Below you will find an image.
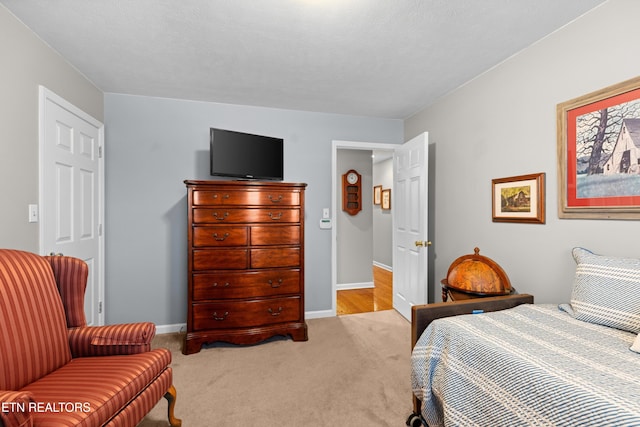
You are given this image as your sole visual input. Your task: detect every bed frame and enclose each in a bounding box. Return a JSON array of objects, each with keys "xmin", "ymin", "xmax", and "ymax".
[{"xmin": 407, "ymin": 294, "xmax": 535, "ymax": 427}]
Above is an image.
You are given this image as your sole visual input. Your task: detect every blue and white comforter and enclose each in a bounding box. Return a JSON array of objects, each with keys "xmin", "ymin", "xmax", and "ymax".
[{"xmin": 411, "ymin": 304, "xmax": 640, "ymax": 426}]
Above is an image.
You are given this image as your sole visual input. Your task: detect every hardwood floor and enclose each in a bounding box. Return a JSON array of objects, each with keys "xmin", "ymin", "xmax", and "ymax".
[{"xmin": 337, "ymin": 265, "xmax": 392, "ymax": 315}]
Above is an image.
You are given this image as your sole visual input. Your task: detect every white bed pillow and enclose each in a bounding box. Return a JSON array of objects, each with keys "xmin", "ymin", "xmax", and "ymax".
[
  {"xmin": 569, "ymin": 247, "xmax": 640, "ymax": 334},
  {"xmin": 632, "ymin": 334, "xmax": 640, "ymax": 354}
]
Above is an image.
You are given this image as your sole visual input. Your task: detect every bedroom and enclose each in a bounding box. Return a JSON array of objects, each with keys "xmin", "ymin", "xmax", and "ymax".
[
  {"xmin": 4, "ymin": 0, "xmax": 638, "ymax": 327},
  {"xmin": 1, "ymin": 0, "xmax": 640, "ymax": 424}
]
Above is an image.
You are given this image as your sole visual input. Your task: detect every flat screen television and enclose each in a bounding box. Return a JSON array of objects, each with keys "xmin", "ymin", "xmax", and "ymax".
[{"xmin": 209, "ymin": 128, "xmax": 283, "ymax": 181}]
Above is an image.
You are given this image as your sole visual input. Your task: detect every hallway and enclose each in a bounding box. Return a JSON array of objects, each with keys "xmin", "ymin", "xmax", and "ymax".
[{"xmin": 337, "ymin": 265, "xmax": 392, "ymax": 315}]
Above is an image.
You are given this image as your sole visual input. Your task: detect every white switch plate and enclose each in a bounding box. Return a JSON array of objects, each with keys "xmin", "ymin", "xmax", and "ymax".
[
  {"xmin": 322, "ymin": 208, "xmax": 330, "ymax": 219},
  {"xmin": 28, "ymin": 204, "xmax": 38, "ymax": 223}
]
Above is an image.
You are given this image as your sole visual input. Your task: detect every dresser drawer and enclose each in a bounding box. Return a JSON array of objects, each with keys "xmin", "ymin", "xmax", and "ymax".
[
  {"xmin": 193, "ymin": 190, "xmax": 300, "ymax": 206},
  {"xmin": 193, "ymin": 226, "xmax": 248, "ymax": 247},
  {"xmin": 251, "ymin": 247, "xmax": 300, "ymax": 268},
  {"xmin": 251, "ymin": 225, "xmax": 300, "ymax": 246},
  {"xmin": 192, "ymin": 208, "xmax": 300, "ymax": 224},
  {"xmin": 193, "ymin": 249, "xmax": 248, "ymax": 270},
  {"xmin": 192, "ymin": 269, "xmax": 301, "ymax": 300},
  {"xmin": 192, "ymin": 296, "xmax": 302, "ymax": 330}
]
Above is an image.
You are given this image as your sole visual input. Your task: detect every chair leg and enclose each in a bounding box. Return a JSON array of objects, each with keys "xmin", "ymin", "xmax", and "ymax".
[{"xmin": 164, "ymin": 385, "xmax": 182, "ymax": 427}]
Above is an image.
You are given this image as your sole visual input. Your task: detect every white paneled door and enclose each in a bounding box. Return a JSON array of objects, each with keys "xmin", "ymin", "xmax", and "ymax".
[
  {"xmin": 39, "ymin": 87, "xmax": 104, "ymax": 326},
  {"xmin": 393, "ymin": 132, "xmax": 429, "ymax": 320}
]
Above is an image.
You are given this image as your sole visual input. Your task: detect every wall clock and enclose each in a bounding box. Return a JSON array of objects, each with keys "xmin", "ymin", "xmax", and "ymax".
[{"xmin": 342, "ymin": 169, "xmax": 362, "ymax": 215}]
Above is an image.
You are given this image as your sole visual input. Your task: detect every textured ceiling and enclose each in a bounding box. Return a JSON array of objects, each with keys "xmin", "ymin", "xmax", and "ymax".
[{"xmin": 2, "ymin": 0, "xmax": 607, "ymax": 119}]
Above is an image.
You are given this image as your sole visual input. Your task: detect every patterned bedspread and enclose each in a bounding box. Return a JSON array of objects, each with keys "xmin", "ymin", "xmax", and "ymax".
[{"xmin": 411, "ymin": 304, "xmax": 640, "ymax": 427}]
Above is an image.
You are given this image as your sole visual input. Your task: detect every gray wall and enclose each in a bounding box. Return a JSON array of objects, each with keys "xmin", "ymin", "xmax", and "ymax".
[
  {"xmin": 336, "ymin": 149, "xmax": 373, "ymax": 286},
  {"xmin": 104, "ymin": 94, "xmax": 402, "ymax": 325},
  {"xmin": 405, "ymin": 0, "xmax": 640, "ymax": 304},
  {"xmin": 373, "ymin": 157, "xmax": 393, "ymax": 268},
  {"xmin": 0, "ymin": 5, "xmax": 103, "ymax": 251}
]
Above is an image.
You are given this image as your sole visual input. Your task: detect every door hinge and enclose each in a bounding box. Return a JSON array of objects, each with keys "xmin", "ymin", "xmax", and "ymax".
[
  {"xmin": 99, "ymin": 301, "xmax": 103, "ymax": 314},
  {"xmin": 99, "ymin": 224, "xmax": 103, "ymax": 236},
  {"xmin": 99, "ymin": 146, "xmax": 103, "ymax": 158}
]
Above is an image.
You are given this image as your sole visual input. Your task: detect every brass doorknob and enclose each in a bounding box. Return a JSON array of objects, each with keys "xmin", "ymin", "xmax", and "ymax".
[{"xmin": 415, "ymin": 241, "xmax": 432, "ymax": 247}]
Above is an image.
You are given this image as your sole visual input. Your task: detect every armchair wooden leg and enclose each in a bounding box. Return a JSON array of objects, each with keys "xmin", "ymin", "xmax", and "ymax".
[{"xmin": 164, "ymin": 385, "xmax": 182, "ymax": 427}]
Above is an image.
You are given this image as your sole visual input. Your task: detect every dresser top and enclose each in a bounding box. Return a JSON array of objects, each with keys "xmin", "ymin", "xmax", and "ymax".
[{"xmin": 185, "ymin": 180, "xmax": 307, "ymax": 188}]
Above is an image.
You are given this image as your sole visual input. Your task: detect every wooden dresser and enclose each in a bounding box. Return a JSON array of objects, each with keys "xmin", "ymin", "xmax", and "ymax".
[{"xmin": 183, "ymin": 180, "xmax": 308, "ymax": 354}]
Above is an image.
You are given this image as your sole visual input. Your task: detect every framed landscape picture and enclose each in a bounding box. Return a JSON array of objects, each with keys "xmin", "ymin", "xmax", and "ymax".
[
  {"xmin": 492, "ymin": 173, "xmax": 545, "ymax": 224},
  {"xmin": 557, "ymin": 76, "xmax": 640, "ymax": 219}
]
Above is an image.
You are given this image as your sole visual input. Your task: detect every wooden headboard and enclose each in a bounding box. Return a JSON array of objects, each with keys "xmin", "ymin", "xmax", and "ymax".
[{"xmin": 411, "ymin": 294, "xmax": 535, "ymax": 348}]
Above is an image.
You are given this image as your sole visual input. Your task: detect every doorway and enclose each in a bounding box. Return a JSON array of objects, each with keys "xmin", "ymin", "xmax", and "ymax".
[
  {"xmin": 336, "ymin": 264, "xmax": 393, "ymax": 315},
  {"xmin": 331, "ymin": 140, "xmax": 397, "ymax": 316}
]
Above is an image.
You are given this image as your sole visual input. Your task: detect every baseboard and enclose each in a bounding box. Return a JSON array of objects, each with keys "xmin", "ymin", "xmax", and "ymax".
[
  {"xmin": 156, "ymin": 323, "xmax": 186, "ymax": 335},
  {"xmin": 373, "ymin": 261, "xmax": 392, "ymax": 271},
  {"xmin": 305, "ymin": 309, "xmax": 334, "ymax": 319},
  {"xmin": 336, "ymin": 281, "xmax": 374, "ymax": 291}
]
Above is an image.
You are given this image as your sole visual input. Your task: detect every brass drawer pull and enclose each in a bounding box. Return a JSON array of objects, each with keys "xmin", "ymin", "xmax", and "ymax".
[
  {"xmin": 212, "ymin": 282, "xmax": 230, "ymax": 287},
  {"xmin": 267, "ymin": 279, "xmax": 283, "ymax": 288},
  {"xmin": 268, "ymin": 194, "xmax": 283, "ymax": 203},
  {"xmin": 213, "ymin": 232, "xmax": 229, "ymax": 241},
  {"xmin": 268, "ymin": 212, "xmax": 283, "ymax": 220},
  {"xmin": 212, "ymin": 212, "xmax": 229, "ymax": 220},
  {"xmin": 213, "ymin": 311, "xmax": 229, "ymax": 321},
  {"xmin": 268, "ymin": 307, "xmax": 283, "ymax": 316}
]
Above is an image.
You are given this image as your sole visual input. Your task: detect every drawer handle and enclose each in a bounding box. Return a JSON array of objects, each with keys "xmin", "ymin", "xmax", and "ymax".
[
  {"xmin": 268, "ymin": 194, "xmax": 283, "ymax": 203},
  {"xmin": 212, "ymin": 194, "xmax": 230, "ymax": 200},
  {"xmin": 212, "ymin": 212, "xmax": 229, "ymax": 220},
  {"xmin": 212, "ymin": 282, "xmax": 230, "ymax": 287},
  {"xmin": 213, "ymin": 232, "xmax": 230, "ymax": 241},
  {"xmin": 268, "ymin": 212, "xmax": 283, "ymax": 220},
  {"xmin": 268, "ymin": 307, "xmax": 283, "ymax": 316},
  {"xmin": 267, "ymin": 279, "xmax": 283, "ymax": 288},
  {"xmin": 213, "ymin": 311, "xmax": 229, "ymax": 321}
]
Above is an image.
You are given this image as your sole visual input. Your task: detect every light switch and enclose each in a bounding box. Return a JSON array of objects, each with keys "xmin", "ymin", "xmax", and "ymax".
[{"xmin": 28, "ymin": 204, "xmax": 39, "ymax": 223}]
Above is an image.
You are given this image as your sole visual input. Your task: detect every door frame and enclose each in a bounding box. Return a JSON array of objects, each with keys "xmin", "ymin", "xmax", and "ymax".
[
  {"xmin": 331, "ymin": 140, "xmax": 399, "ymax": 316},
  {"xmin": 38, "ymin": 86, "xmax": 105, "ymax": 325}
]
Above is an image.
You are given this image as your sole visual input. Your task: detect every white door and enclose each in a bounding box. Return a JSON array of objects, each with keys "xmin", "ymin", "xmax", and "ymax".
[
  {"xmin": 39, "ymin": 87, "xmax": 104, "ymax": 326},
  {"xmin": 392, "ymin": 132, "xmax": 429, "ymax": 320}
]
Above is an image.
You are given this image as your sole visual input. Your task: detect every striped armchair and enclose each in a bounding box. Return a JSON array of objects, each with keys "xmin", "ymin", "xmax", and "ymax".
[{"xmin": 0, "ymin": 249, "xmax": 181, "ymax": 427}]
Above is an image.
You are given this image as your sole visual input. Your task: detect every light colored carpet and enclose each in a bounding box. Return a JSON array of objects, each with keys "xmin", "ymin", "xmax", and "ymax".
[{"xmin": 139, "ymin": 309, "xmax": 413, "ymax": 426}]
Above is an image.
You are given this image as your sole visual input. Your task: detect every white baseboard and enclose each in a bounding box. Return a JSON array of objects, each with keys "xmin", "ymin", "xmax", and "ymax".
[
  {"xmin": 305, "ymin": 309, "xmax": 334, "ymax": 319},
  {"xmin": 336, "ymin": 281, "xmax": 374, "ymax": 291},
  {"xmin": 156, "ymin": 323, "xmax": 186, "ymax": 334},
  {"xmin": 373, "ymin": 261, "xmax": 392, "ymax": 271}
]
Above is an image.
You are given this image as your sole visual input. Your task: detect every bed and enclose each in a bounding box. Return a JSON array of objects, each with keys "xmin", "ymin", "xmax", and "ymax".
[{"xmin": 408, "ymin": 248, "xmax": 640, "ymax": 427}]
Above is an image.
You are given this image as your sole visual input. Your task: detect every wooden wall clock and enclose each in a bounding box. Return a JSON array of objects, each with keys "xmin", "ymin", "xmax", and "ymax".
[{"xmin": 342, "ymin": 169, "xmax": 362, "ymax": 215}]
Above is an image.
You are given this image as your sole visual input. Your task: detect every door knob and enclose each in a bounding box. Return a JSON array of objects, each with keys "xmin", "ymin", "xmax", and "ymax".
[{"xmin": 414, "ymin": 241, "xmax": 432, "ymax": 247}]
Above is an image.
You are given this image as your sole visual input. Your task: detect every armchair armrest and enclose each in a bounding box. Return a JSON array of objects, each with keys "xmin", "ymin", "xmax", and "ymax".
[
  {"xmin": 410, "ymin": 294, "xmax": 534, "ymax": 348},
  {"xmin": 0, "ymin": 391, "xmax": 34, "ymax": 427},
  {"xmin": 68, "ymin": 322, "xmax": 156, "ymax": 357}
]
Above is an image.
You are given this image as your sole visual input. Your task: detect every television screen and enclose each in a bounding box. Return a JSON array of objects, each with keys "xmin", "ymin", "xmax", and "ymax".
[{"xmin": 210, "ymin": 128, "xmax": 283, "ymax": 180}]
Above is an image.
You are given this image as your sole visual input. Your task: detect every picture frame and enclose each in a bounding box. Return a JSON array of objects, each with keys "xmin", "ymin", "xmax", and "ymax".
[
  {"xmin": 492, "ymin": 173, "xmax": 545, "ymax": 224},
  {"xmin": 381, "ymin": 189, "xmax": 391, "ymax": 210},
  {"xmin": 557, "ymin": 76, "xmax": 640, "ymax": 219},
  {"xmin": 373, "ymin": 185, "xmax": 382, "ymax": 205}
]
